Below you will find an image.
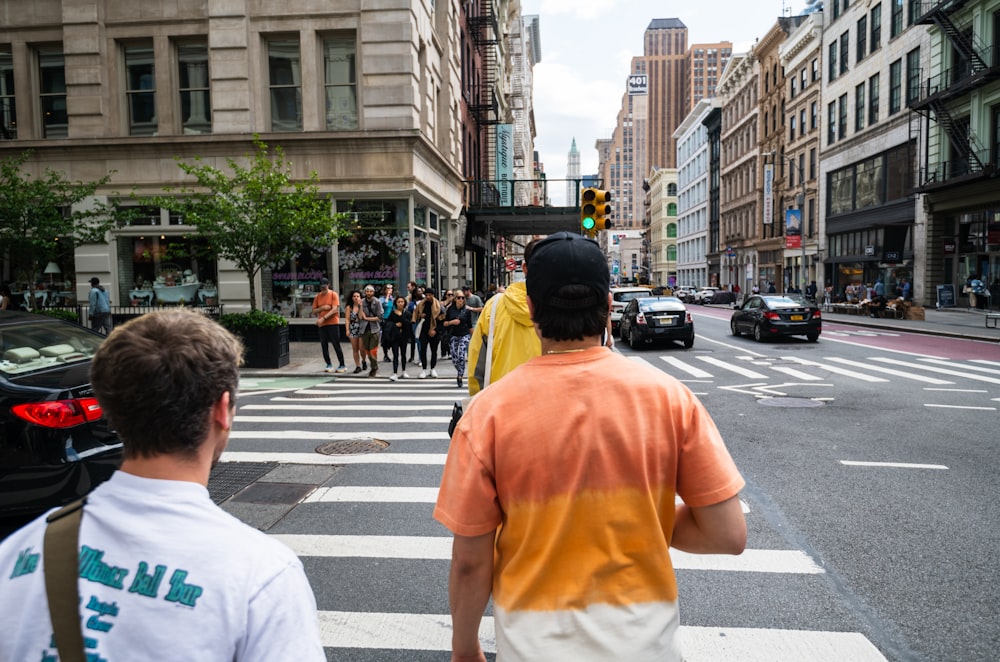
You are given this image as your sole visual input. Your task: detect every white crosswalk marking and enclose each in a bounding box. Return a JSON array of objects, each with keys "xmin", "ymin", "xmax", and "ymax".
[
  {"xmin": 779, "ymin": 356, "xmax": 889, "ymax": 382},
  {"xmin": 824, "ymin": 357, "xmax": 954, "ymax": 384},
  {"xmin": 872, "ymin": 357, "xmax": 1000, "ymax": 384},
  {"xmin": 225, "ymin": 376, "xmax": 890, "ymax": 660},
  {"xmin": 315, "ymin": 612, "xmax": 887, "ymax": 661}
]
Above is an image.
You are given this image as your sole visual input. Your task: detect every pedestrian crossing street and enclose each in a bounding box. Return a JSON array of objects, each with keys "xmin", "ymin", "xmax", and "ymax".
[{"xmin": 223, "ymin": 376, "xmax": 899, "ymax": 660}]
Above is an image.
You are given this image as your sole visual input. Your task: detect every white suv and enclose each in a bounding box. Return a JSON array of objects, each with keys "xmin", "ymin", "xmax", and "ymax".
[{"xmin": 610, "ymin": 287, "xmax": 653, "ymax": 332}]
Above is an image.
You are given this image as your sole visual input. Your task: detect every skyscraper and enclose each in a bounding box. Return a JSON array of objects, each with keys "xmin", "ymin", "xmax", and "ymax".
[{"xmin": 566, "ymin": 137, "xmax": 581, "ymax": 206}]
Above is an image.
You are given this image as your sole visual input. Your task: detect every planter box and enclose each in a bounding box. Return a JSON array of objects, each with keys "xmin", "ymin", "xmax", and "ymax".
[{"xmin": 241, "ymin": 326, "xmax": 290, "ymax": 369}]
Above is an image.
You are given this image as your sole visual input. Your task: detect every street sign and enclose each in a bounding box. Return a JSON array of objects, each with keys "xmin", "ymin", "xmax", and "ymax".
[{"xmin": 505, "ymin": 258, "xmax": 517, "ymax": 271}]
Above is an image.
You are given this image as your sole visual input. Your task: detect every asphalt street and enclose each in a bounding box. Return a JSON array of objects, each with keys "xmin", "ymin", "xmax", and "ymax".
[{"xmin": 216, "ymin": 304, "xmax": 998, "ymax": 661}]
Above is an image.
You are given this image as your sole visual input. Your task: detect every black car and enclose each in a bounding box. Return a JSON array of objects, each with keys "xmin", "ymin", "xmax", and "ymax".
[
  {"xmin": 730, "ymin": 295, "xmax": 822, "ymax": 342},
  {"xmin": 619, "ymin": 296, "xmax": 695, "ymax": 349},
  {"xmin": 0, "ymin": 311, "xmax": 121, "ymax": 517}
]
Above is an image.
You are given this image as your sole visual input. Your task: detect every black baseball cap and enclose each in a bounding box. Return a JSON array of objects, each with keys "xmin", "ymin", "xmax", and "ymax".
[
  {"xmin": 319, "ymin": 277, "xmax": 330, "ymax": 286},
  {"xmin": 526, "ymin": 232, "xmax": 609, "ymax": 309}
]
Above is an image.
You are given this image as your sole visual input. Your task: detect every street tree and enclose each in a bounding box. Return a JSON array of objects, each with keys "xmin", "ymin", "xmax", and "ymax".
[
  {"xmin": 150, "ymin": 138, "xmax": 349, "ymax": 311},
  {"xmin": 0, "ymin": 151, "xmax": 120, "ymax": 310}
]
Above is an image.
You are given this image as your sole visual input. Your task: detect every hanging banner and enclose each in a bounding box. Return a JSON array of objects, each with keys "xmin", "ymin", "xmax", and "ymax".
[
  {"xmin": 496, "ymin": 124, "xmax": 514, "ymax": 206},
  {"xmin": 763, "ymin": 164, "xmax": 774, "ymax": 224},
  {"xmin": 785, "ymin": 209, "xmax": 802, "ymax": 248}
]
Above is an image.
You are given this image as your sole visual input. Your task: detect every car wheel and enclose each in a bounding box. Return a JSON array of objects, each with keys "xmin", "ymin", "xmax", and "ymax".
[
  {"xmin": 806, "ymin": 332, "xmax": 819, "ymax": 342},
  {"xmin": 730, "ymin": 318, "xmax": 741, "ymax": 336},
  {"xmin": 753, "ymin": 323, "xmax": 764, "ymax": 342},
  {"xmin": 683, "ymin": 335, "xmax": 694, "ymax": 349},
  {"xmin": 629, "ymin": 327, "xmax": 641, "ymax": 350}
]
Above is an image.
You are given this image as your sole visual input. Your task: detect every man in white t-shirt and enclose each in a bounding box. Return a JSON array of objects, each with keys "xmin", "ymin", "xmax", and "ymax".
[{"xmin": 0, "ymin": 309, "xmax": 325, "ymax": 661}]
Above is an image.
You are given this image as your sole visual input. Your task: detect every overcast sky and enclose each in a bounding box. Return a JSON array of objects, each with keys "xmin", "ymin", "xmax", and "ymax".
[{"xmin": 522, "ymin": 0, "xmax": 807, "ymax": 203}]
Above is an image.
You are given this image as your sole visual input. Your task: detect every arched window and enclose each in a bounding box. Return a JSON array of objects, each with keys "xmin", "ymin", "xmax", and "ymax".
[
  {"xmin": 667, "ymin": 203, "xmax": 677, "ymax": 216},
  {"xmin": 667, "ymin": 245, "xmax": 677, "ymax": 261},
  {"xmin": 667, "ymin": 223, "xmax": 677, "ymax": 238},
  {"xmin": 667, "ymin": 183, "xmax": 677, "ymax": 196}
]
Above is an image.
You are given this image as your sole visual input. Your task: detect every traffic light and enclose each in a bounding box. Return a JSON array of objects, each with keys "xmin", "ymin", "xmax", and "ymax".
[{"xmin": 581, "ymin": 188, "xmax": 612, "ymax": 237}]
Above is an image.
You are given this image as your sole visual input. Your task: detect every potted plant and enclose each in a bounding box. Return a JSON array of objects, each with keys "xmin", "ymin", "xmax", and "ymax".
[{"xmin": 219, "ymin": 309, "xmax": 289, "ymax": 369}]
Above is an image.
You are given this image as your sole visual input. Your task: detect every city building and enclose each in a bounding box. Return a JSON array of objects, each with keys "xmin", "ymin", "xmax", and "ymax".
[
  {"xmin": 910, "ymin": 0, "xmax": 1000, "ymax": 305},
  {"xmin": 566, "ymin": 137, "xmax": 581, "ymax": 207},
  {"xmin": 674, "ymin": 98, "xmax": 716, "ymax": 288},
  {"xmin": 645, "ymin": 167, "xmax": 678, "ymax": 287}
]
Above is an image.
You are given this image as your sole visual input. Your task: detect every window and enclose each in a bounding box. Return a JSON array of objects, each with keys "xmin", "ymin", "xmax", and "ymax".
[
  {"xmin": 834, "ymin": 0, "xmax": 842, "ymax": 19},
  {"xmin": 811, "ymin": 101, "xmax": 818, "ymax": 129},
  {"xmin": 856, "ymin": 83, "xmax": 866, "ymax": 131},
  {"xmin": 323, "ymin": 36, "xmax": 358, "ymax": 130},
  {"xmin": 268, "ymin": 40, "xmax": 302, "ymax": 132},
  {"xmin": 812, "ymin": 57, "xmax": 819, "ymax": 81},
  {"xmin": 840, "ymin": 32, "xmax": 850, "ymax": 74},
  {"xmin": 908, "ymin": 0, "xmax": 921, "ymax": 26},
  {"xmin": 38, "ymin": 46, "xmax": 67, "ymax": 138},
  {"xmin": 124, "ymin": 42, "xmax": 156, "ymax": 136},
  {"xmin": 177, "ymin": 42, "xmax": 210, "ymax": 134},
  {"xmin": 800, "ymin": 109, "xmax": 807, "ymax": 134},
  {"xmin": 0, "ymin": 48, "xmax": 14, "ymax": 139},
  {"xmin": 801, "ymin": 68, "xmax": 807, "ymax": 91},
  {"xmin": 906, "ymin": 47, "xmax": 921, "ymax": 106},
  {"xmin": 857, "ymin": 16, "xmax": 868, "ymax": 61},
  {"xmin": 889, "ymin": 59, "xmax": 902, "ymax": 114},
  {"xmin": 790, "ymin": 76, "xmax": 797, "ymax": 98},
  {"xmin": 869, "ymin": 73, "xmax": 880, "ymax": 125},
  {"xmin": 790, "ymin": 154, "xmax": 796, "ymax": 187},
  {"xmin": 871, "ymin": 4, "xmax": 882, "ymax": 52},
  {"xmin": 829, "ymin": 41, "xmax": 838, "ymax": 81},
  {"xmin": 790, "ymin": 115, "xmax": 797, "ymax": 141},
  {"xmin": 809, "ymin": 147, "xmax": 817, "ymax": 179},
  {"xmin": 828, "ymin": 101, "xmax": 837, "ymax": 145},
  {"xmin": 838, "ymin": 94, "xmax": 848, "ymax": 140},
  {"xmin": 993, "ymin": 104, "xmax": 1000, "ymax": 169},
  {"xmin": 891, "ymin": 0, "xmax": 904, "ymax": 38}
]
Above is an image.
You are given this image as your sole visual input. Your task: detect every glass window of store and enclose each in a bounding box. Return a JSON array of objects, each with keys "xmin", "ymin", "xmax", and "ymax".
[
  {"xmin": 116, "ymin": 233, "xmax": 217, "ymax": 306},
  {"xmin": 268, "ymin": 40, "xmax": 302, "ymax": 132},
  {"xmin": 262, "ymin": 247, "xmax": 330, "ymax": 318},
  {"xmin": 332, "ymin": 199, "xmax": 411, "ymax": 303},
  {"xmin": 323, "ymin": 36, "xmax": 358, "ymax": 130},
  {"xmin": 124, "ymin": 41, "xmax": 157, "ymax": 136}
]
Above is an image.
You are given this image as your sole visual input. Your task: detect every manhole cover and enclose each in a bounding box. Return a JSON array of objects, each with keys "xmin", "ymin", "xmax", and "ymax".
[
  {"xmin": 758, "ymin": 397, "xmax": 824, "ymax": 408},
  {"xmin": 208, "ymin": 462, "xmax": 279, "ymax": 504},
  {"xmin": 316, "ymin": 438, "xmax": 390, "ymax": 455}
]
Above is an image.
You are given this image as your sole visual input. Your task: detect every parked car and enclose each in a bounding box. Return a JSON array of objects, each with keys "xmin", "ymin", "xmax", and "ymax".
[
  {"xmin": 673, "ymin": 286, "xmax": 698, "ymax": 302},
  {"xmin": 693, "ymin": 286, "xmax": 720, "ymax": 304},
  {"xmin": 730, "ymin": 294, "xmax": 822, "ymax": 342},
  {"xmin": 619, "ymin": 296, "xmax": 695, "ymax": 349},
  {"xmin": 0, "ymin": 311, "xmax": 122, "ymax": 518},
  {"xmin": 610, "ymin": 287, "xmax": 654, "ymax": 332}
]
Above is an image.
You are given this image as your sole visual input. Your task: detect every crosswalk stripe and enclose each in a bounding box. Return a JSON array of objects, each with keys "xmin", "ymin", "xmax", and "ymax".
[
  {"xmin": 272, "ymin": 395, "xmax": 460, "ymax": 402},
  {"xmin": 228, "ymin": 430, "xmax": 448, "ymax": 440},
  {"xmin": 661, "ymin": 355, "xmax": 713, "ymax": 378},
  {"xmin": 241, "ymin": 403, "xmax": 455, "ymax": 411},
  {"xmin": 305, "ymin": 486, "xmax": 439, "ymax": 503},
  {"xmin": 769, "ymin": 366, "xmax": 823, "ymax": 380},
  {"xmin": 273, "ymin": 534, "xmax": 823, "ymax": 573},
  {"xmin": 315, "ymin": 612, "xmax": 886, "ymax": 660},
  {"xmin": 235, "ymin": 415, "xmax": 450, "ymax": 424},
  {"xmin": 872, "ymin": 357, "xmax": 1000, "ymax": 384},
  {"xmin": 920, "ymin": 357, "xmax": 1000, "ymax": 375},
  {"xmin": 780, "ymin": 356, "xmax": 889, "ymax": 382},
  {"xmin": 221, "ymin": 451, "xmax": 448, "ymax": 464},
  {"xmin": 824, "ymin": 357, "xmax": 954, "ymax": 384},
  {"xmin": 697, "ymin": 356, "xmax": 768, "ymax": 378}
]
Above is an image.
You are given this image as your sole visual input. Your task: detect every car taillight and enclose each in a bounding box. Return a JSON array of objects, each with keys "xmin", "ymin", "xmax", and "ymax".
[
  {"xmin": 764, "ymin": 311, "xmax": 781, "ymax": 321},
  {"xmin": 636, "ymin": 312, "xmax": 647, "ymax": 325},
  {"xmin": 11, "ymin": 398, "xmax": 103, "ymax": 429},
  {"xmin": 812, "ymin": 310, "xmax": 822, "ymax": 319}
]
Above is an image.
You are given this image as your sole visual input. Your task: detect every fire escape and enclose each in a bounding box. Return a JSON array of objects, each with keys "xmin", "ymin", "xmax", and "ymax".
[
  {"xmin": 468, "ymin": 0, "xmax": 500, "ymax": 206},
  {"xmin": 911, "ymin": 0, "xmax": 1000, "ymax": 190}
]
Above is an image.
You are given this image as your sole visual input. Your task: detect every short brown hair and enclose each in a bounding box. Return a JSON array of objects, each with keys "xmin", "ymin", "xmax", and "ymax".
[{"xmin": 90, "ymin": 309, "xmax": 242, "ymax": 459}]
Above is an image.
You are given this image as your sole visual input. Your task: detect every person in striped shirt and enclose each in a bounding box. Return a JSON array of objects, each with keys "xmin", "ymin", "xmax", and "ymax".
[{"xmin": 434, "ymin": 232, "xmax": 747, "ymax": 662}]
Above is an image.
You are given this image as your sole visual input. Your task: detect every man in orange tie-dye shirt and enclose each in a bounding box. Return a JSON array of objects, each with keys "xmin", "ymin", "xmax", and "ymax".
[{"xmin": 434, "ymin": 232, "xmax": 747, "ymax": 662}]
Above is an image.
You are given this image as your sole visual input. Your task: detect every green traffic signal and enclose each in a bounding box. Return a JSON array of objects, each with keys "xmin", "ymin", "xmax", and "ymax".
[{"xmin": 582, "ymin": 216, "xmax": 596, "ymax": 230}]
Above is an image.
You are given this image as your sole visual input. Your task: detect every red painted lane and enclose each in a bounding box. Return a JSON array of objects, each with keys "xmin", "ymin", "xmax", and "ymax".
[{"xmin": 690, "ymin": 308, "xmax": 1000, "ymax": 361}]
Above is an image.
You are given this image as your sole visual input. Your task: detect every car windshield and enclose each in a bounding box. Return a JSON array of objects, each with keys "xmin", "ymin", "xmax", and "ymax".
[
  {"xmin": 614, "ymin": 291, "xmax": 648, "ymax": 303},
  {"xmin": 640, "ymin": 298, "xmax": 683, "ymax": 312},
  {"xmin": 0, "ymin": 321, "xmax": 104, "ymax": 376},
  {"xmin": 764, "ymin": 296, "xmax": 808, "ymax": 309}
]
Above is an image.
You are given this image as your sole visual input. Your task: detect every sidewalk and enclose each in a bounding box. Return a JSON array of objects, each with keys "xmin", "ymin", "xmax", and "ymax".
[{"xmin": 242, "ymin": 306, "xmax": 999, "ymax": 377}]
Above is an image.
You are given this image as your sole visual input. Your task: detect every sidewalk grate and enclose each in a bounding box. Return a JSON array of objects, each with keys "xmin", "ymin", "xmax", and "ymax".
[
  {"xmin": 208, "ymin": 462, "xmax": 279, "ymax": 504},
  {"xmin": 316, "ymin": 438, "xmax": 390, "ymax": 455}
]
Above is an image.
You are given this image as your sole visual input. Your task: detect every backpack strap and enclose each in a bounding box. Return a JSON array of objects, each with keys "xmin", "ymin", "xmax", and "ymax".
[
  {"xmin": 44, "ymin": 498, "xmax": 87, "ymax": 662},
  {"xmin": 482, "ymin": 294, "xmax": 502, "ymax": 389}
]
